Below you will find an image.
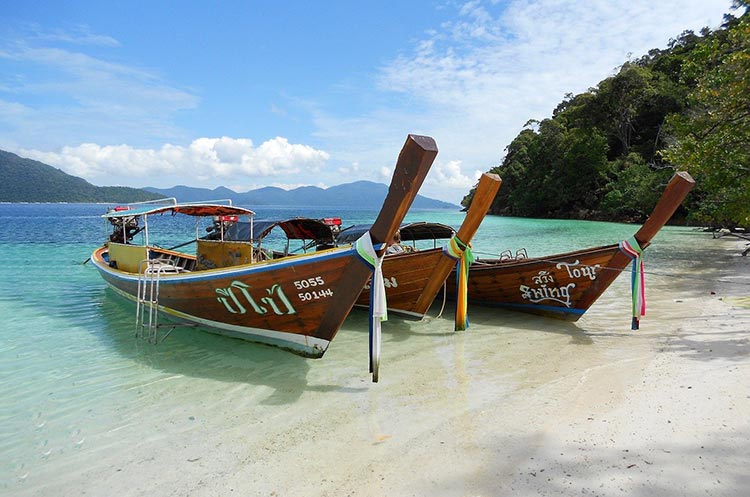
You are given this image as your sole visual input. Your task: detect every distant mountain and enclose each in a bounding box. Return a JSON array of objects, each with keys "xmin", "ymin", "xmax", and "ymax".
[
  {"xmin": 0, "ymin": 148, "xmax": 458, "ymax": 209},
  {"xmin": 0, "ymin": 150, "xmax": 163, "ymax": 203},
  {"xmin": 145, "ymin": 181, "xmax": 458, "ymax": 209}
]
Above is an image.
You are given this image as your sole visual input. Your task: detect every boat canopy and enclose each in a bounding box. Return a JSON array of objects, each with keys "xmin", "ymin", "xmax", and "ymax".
[
  {"xmin": 336, "ymin": 221, "xmax": 455, "ymax": 245},
  {"xmin": 104, "ymin": 202, "xmax": 255, "ymax": 219},
  {"xmin": 225, "ymin": 218, "xmax": 336, "ymax": 243}
]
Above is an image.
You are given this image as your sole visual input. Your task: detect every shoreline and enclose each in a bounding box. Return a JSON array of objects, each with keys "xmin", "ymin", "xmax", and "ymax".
[{"xmin": 7, "ymin": 236, "xmax": 750, "ymax": 497}]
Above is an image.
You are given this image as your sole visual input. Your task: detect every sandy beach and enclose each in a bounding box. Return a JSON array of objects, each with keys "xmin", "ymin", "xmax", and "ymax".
[{"xmin": 7, "ymin": 234, "xmax": 750, "ymax": 497}]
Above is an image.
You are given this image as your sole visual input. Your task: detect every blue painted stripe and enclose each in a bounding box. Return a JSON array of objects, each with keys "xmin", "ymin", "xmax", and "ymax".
[
  {"xmin": 95, "ymin": 247, "xmax": 355, "ymax": 285},
  {"xmin": 473, "ymin": 301, "xmax": 587, "ymax": 316}
]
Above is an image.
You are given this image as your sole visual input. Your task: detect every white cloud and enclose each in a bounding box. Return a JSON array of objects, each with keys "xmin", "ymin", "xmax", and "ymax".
[
  {"xmin": 0, "ymin": 3, "xmax": 736, "ymax": 204},
  {"xmin": 19, "ymin": 137, "xmax": 330, "ymax": 187},
  {"xmin": 31, "ymin": 24, "xmax": 121, "ymax": 47},
  {"xmin": 314, "ymin": 0, "xmax": 733, "ymax": 202},
  {"xmin": 0, "ymin": 26, "xmax": 198, "ymax": 148},
  {"xmin": 428, "ymin": 160, "xmax": 478, "ymax": 189}
]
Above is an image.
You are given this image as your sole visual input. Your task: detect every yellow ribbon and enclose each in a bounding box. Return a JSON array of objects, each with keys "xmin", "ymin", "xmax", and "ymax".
[{"xmin": 443, "ymin": 236, "xmax": 474, "ymax": 331}]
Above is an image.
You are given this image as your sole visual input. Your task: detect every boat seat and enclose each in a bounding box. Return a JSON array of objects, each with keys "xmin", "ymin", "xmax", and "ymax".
[
  {"xmin": 108, "ymin": 243, "xmax": 149, "ymax": 273},
  {"xmin": 195, "ymin": 239, "xmax": 255, "ymax": 270},
  {"xmin": 144, "ymin": 258, "xmax": 184, "ymax": 274}
]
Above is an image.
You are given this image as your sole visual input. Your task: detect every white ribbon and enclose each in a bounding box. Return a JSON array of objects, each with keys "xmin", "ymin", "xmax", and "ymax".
[{"xmin": 355, "ymin": 232, "xmax": 387, "ymax": 382}]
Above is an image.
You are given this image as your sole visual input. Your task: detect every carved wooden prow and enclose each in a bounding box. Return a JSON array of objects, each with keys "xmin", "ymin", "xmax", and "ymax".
[
  {"xmin": 412, "ymin": 172, "xmax": 502, "ymax": 314},
  {"xmin": 634, "ymin": 171, "xmax": 695, "ymax": 248},
  {"xmin": 314, "ymin": 135, "xmax": 438, "ymax": 339}
]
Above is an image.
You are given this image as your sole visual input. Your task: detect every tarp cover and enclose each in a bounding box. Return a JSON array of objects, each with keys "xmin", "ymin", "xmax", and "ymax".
[
  {"xmin": 104, "ymin": 202, "xmax": 255, "ymax": 219},
  {"xmin": 336, "ymin": 221, "xmax": 455, "ymax": 245},
  {"xmin": 225, "ymin": 218, "xmax": 336, "ymax": 243}
]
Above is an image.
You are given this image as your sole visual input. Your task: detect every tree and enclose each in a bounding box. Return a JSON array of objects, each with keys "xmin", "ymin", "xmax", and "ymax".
[
  {"xmin": 663, "ymin": 4, "xmax": 750, "ymax": 227},
  {"xmin": 461, "ymin": 4, "xmax": 745, "ymax": 225}
]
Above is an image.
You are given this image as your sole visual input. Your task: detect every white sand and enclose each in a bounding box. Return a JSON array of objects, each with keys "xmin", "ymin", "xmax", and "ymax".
[{"xmin": 12, "ymin": 237, "xmax": 750, "ymax": 497}]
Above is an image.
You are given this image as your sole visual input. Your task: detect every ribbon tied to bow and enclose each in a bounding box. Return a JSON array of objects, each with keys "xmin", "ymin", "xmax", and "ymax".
[
  {"xmin": 618, "ymin": 236, "xmax": 646, "ymax": 330},
  {"xmin": 443, "ymin": 235, "xmax": 475, "ymax": 331},
  {"xmin": 355, "ymin": 232, "xmax": 387, "ymax": 382}
]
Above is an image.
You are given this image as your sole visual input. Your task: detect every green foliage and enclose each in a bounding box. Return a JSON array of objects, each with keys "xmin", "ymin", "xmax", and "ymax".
[
  {"xmin": 464, "ymin": 4, "xmax": 748, "ymax": 227},
  {"xmin": 0, "ymin": 150, "xmax": 164, "ymax": 203},
  {"xmin": 600, "ymin": 155, "xmax": 672, "ymax": 220},
  {"xmin": 662, "ymin": 5, "xmax": 750, "ymax": 227}
]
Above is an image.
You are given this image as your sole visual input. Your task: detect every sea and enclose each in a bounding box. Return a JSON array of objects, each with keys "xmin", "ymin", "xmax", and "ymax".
[{"xmin": 0, "ymin": 202, "xmax": 746, "ymax": 496}]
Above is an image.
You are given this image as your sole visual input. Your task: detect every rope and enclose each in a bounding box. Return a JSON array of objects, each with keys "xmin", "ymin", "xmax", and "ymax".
[
  {"xmin": 435, "ymin": 280, "xmax": 448, "ymax": 319},
  {"xmin": 473, "ymin": 250, "xmax": 750, "ymax": 288},
  {"xmin": 354, "ymin": 233, "xmax": 387, "ymax": 383}
]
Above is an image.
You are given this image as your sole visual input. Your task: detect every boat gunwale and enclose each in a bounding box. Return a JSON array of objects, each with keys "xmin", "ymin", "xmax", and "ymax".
[{"xmin": 91, "ymin": 243, "xmax": 360, "ymax": 283}]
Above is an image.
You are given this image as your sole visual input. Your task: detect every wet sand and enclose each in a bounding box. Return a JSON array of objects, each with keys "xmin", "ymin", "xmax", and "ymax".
[{"xmin": 11, "ymin": 235, "xmax": 750, "ymax": 497}]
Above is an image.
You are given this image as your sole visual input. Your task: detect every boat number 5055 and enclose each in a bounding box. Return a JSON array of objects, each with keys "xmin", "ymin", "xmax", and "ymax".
[
  {"xmin": 294, "ymin": 276, "xmax": 333, "ymax": 302},
  {"xmin": 293, "ymin": 276, "xmax": 325, "ymax": 289}
]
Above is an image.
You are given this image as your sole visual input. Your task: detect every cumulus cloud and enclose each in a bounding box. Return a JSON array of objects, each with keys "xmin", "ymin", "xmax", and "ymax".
[
  {"xmin": 0, "ymin": 3, "xmax": 734, "ymax": 203},
  {"xmin": 317, "ymin": 0, "xmax": 731, "ymax": 202},
  {"xmin": 20, "ymin": 137, "xmax": 330, "ymax": 186},
  {"xmin": 428, "ymin": 160, "xmax": 478, "ymax": 189}
]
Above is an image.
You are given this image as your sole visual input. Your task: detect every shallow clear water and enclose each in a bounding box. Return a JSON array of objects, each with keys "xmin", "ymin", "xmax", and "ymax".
[{"xmin": 0, "ymin": 203, "xmax": 746, "ymax": 495}]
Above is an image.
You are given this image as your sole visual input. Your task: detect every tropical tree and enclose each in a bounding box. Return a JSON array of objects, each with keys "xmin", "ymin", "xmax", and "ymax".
[{"xmin": 663, "ymin": 4, "xmax": 750, "ymax": 227}]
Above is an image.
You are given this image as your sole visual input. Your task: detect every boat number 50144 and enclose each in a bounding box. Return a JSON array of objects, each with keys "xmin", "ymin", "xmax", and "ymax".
[{"xmin": 294, "ymin": 276, "xmax": 333, "ymax": 302}]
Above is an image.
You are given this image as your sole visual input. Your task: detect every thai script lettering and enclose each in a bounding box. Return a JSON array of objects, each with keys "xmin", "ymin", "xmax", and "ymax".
[
  {"xmin": 364, "ymin": 276, "xmax": 398, "ymax": 290},
  {"xmin": 532, "ymin": 270, "xmax": 555, "ymax": 285},
  {"xmin": 216, "ymin": 281, "xmax": 296, "ymax": 316},
  {"xmin": 520, "ymin": 282, "xmax": 576, "ymax": 307}
]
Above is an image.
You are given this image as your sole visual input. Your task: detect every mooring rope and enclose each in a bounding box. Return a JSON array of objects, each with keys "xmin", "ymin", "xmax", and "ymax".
[{"xmin": 471, "ymin": 251, "xmax": 750, "ymax": 288}]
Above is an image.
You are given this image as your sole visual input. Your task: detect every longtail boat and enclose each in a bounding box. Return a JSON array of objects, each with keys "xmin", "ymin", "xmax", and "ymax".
[
  {"xmin": 90, "ymin": 134, "xmax": 438, "ymax": 367},
  {"xmin": 337, "ymin": 173, "xmax": 501, "ymax": 328},
  {"xmin": 447, "ymin": 171, "xmax": 695, "ymax": 328}
]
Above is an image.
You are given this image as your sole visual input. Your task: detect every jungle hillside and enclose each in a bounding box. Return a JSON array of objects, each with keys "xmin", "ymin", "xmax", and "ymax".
[
  {"xmin": 0, "ymin": 150, "xmax": 163, "ymax": 203},
  {"xmin": 462, "ymin": 2, "xmax": 749, "ymax": 229}
]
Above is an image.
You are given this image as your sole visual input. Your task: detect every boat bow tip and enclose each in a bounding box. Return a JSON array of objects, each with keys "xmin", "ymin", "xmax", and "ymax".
[{"xmin": 407, "ymin": 134, "xmax": 438, "ymax": 152}]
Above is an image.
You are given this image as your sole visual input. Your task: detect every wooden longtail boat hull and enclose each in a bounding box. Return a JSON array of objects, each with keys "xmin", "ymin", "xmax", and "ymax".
[
  {"xmin": 91, "ymin": 134, "xmax": 438, "ymax": 357},
  {"xmin": 446, "ymin": 171, "xmax": 696, "ymax": 322},
  {"xmin": 449, "ymin": 244, "xmax": 629, "ymax": 320},
  {"xmin": 354, "ymin": 173, "xmax": 502, "ymax": 318},
  {"xmin": 357, "ymin": 247, "xmax": 450, "ymax": 318},
  {"xmin": 93, "ymin": 247, "xmax": 359, "ymax": 356}
]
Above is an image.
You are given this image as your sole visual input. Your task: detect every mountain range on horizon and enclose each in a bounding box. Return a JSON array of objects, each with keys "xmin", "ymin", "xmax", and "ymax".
[
  {"xmin": 0, "ymin": 149, "xmax": 458, "ymax": 209},
  {"xmin": 143, "ymin": 182, "xmax": 458, "ymax": 209}
]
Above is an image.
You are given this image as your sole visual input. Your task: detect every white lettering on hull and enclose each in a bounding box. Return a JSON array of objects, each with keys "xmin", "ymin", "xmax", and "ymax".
[{"xmin": 519, "ymin": 260, "xmax": 601, "ymax": 307}]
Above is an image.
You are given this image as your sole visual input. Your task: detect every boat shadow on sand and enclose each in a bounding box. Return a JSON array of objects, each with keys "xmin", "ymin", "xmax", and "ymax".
[
  {"xmin": 94, "ymin": 288, "xmax": 370, "ymax": 405},
  {"xmin": 347, "ymin": 300, "xmax": 594, "ymax": 346}
]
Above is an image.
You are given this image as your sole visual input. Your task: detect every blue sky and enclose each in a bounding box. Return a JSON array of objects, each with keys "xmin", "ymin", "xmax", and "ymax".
[{"xmin": 0, "ymin": 0, "xmax": 736, "ymax": 203}]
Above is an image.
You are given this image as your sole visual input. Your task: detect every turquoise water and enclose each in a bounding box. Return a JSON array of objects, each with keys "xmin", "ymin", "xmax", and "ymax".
[{"xmin": 0, "ymin": 203, "xmax": 744, "ymax": 495}]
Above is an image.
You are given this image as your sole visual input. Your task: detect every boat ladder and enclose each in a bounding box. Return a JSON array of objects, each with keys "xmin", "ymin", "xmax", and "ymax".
[{"xmin": 135, "ymin": 258, "xmax": 182, "ymax": 343}]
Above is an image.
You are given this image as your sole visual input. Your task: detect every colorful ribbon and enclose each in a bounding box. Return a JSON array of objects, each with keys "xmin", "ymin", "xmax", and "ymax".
[
  {"xmin": 443, "ymin": 235, "xmax": 475, "ymax": 331},
  {"xmin": 618, "ymin": 236, "xmax": 646, "ymax": 330},
  {"xmin": 355, "ymin": 233, "xmax": 387, "ymax": 382}
]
